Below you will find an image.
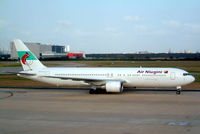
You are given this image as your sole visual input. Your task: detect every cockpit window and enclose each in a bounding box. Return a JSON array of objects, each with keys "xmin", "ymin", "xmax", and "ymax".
[{"xmin": 183, "ymin": 73, "xmax": 192, "ymax": 76}]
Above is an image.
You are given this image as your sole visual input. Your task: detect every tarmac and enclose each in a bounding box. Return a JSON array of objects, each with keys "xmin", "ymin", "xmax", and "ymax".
[{"xmin": 0, "ymin": 88, "xmax": 200, "ymax": 134}]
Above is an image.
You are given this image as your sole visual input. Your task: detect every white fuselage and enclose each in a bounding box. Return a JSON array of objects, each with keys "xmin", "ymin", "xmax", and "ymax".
[{"xmin": 18, "ymin": 67, "xmax": 195, "ymax": 88}]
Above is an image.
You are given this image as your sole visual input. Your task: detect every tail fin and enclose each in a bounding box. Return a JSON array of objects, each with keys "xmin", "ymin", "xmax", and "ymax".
[{"xmin": 14, "ymin": 39, "xmax": 46, "ymax": 71}]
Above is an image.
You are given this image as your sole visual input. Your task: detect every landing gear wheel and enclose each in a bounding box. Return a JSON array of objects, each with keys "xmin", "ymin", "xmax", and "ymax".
[
  {"xmin": 89, "ymin": 89, "xmax": 107, "ymax": 94},
  {"xmin": 176, "ymin": 86, "xmax": 181, "ymax": 95},
  {"xmin": 89, "ymin": 89, "xmax": 96, "ymax": 94},
  {"xmin": 176, "ymin": 89, "xmax": 181, "ymax": 95}
]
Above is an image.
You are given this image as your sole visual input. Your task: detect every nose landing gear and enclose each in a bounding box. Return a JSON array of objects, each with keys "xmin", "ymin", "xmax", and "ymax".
[{"xmin": 176, "ymin": 86, "xmax": 182, "ymax": 95}]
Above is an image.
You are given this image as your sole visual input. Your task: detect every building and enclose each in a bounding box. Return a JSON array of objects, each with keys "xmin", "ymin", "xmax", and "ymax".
[
  {"xmin": 10, "ymin": 42, "xmax": 66, "ymax": 59},
  {"xmin": 66, "ymin": 52, "xmax": 85, "ymax": 59},
  {"xmin": 86, "ymin": 53, "xmax": 200, "ymax": 60},
  {"xmin": 0, "ymin": 49, "xmax": 10, "ymax": 60},
  {"xmin": 52, "ymin": 45, "xmax": 65, "ymax": 53},
  {"xmin": 64, "ymin": 45, "xmax": 85, "ymax": 59}
]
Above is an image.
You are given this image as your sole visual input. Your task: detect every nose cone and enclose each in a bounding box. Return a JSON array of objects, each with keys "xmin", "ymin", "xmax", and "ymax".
[
  {"xmin": 191, "ymin": 75, "xmax": 195, "ymax": 83},
  {"xmin": 187, "ymin": 75, "xmax": 195, "ymax": 84}
]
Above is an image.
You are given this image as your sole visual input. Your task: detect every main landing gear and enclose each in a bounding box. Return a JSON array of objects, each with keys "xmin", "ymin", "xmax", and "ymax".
[
  {"xmin": 176, "ymin": 86, "xmax": 182, "ymax": 95},
  {"xmin": 89, "ymin": 89, "xmax": 107, "ymax": 94},
  {"xmin": 89, "ymin": 89, "xmax": 96, "ymax": 94}
]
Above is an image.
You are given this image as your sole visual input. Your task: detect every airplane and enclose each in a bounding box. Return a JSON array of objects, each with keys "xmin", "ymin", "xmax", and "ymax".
[{"xmin": 13, "ymin": 39, "xmax": 195, "ymax": 94}]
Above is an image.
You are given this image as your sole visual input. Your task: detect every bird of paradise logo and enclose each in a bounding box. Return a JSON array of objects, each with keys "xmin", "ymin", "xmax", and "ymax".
[
  {"xmin": 17, "ymin": 51, "xmax": 36, "ymax": 66},
  {"xmin": 22, "ymin": 52, "xmax": 33, "ymax": 65},
  {"xmin": 22, "ymin": 52, "xmax": 30, "ymax": 64}
]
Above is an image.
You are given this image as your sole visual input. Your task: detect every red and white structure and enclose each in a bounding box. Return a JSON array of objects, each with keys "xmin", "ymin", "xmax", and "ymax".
[{"xmin": 65, "ymin": 45, "xmax": 85, "ymax": 59}]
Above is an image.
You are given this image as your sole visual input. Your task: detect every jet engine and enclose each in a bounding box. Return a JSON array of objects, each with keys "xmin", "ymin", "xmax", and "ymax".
[{"xmin": 105, "ymin": 81, "xmax": 123, "ymax": 93}]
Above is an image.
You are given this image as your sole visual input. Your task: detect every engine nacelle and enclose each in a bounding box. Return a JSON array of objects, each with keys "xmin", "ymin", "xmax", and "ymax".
[{"xmin": 105, "ymin": 81, "xmax": 123, "ymax": 93}]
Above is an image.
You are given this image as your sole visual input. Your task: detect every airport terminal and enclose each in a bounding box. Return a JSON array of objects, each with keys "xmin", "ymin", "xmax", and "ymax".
[{"xmin": 1, "ymin": 41, "xmax": 200, "ymax": 60}]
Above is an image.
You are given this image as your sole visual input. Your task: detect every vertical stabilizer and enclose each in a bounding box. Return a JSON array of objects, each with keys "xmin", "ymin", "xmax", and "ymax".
[{"xmin": 14, "ymin": 39, "xmax": 46, "ymax": 71}]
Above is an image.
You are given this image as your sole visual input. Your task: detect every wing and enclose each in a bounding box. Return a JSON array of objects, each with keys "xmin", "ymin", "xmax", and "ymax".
[{"xmin": 42, "ymin": 75, "xmax": 126, "ymax": 86}]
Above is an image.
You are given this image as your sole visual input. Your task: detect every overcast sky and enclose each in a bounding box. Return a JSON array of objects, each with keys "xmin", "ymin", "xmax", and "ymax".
[{"xmin": 0, "ymin": 0, "xmax": 200, "ymax": 53}]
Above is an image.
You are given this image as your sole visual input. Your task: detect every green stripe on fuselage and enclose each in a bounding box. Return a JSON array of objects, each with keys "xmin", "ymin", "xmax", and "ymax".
[{"xmin": 17, "ymin": 51, "xmax": 37, "ymax": 60}]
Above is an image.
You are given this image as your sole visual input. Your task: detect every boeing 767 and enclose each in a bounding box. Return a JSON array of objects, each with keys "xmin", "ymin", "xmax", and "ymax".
[{"xmin": 14, "ymin": 39, "xmax": 195, "ymax": 94}]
